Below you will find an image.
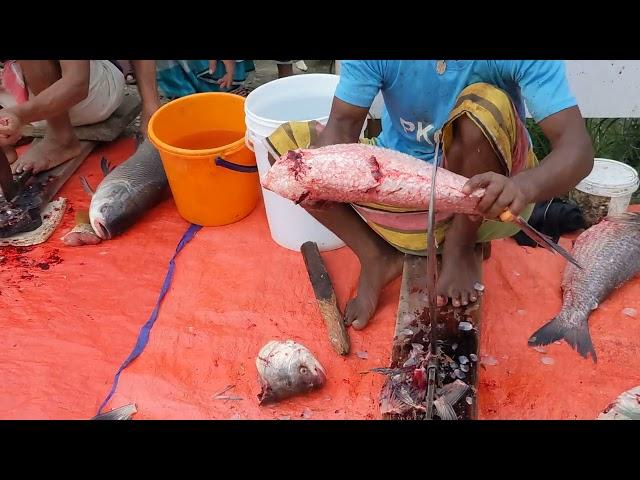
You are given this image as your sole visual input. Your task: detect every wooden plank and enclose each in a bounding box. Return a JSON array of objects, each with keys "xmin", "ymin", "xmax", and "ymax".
[
  {"xmin": 381, "ymin": 247, "xmax": 483, "ymax": 420},
  {"xmin": 38, "ymin": 141, "xmax": 96, "ymax": 204},
  {"xmin": 22, "ymin": 93, "xmax": 141, "ymax": 142},
  {"xmin": 389, "ymin": 255, "xmax": 427, "ymax": 368}
]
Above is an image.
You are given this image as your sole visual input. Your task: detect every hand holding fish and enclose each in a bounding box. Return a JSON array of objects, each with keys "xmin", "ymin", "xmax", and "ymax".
[{"xmin": 462, "ymin": 172, "xmax": 530, "ymax": 219}]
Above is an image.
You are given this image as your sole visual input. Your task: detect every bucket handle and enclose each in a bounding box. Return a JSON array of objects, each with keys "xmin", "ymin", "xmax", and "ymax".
[
  {"xmin": 213, "ymin": 140, "xmax": 258, "ymax": 173},
  {"xmin": 214, "ymin": 157, "xmax": 258, "ymax": 173}
]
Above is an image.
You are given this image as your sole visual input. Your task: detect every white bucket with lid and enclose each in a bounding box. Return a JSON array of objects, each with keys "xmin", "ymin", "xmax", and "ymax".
[
  {"xmin": 573, "ymin": 158, "xmax": 639, "ymax": 225},
  {"xmin": 244, "ymin": 74, "xmax": 345, "ymax": 252}
]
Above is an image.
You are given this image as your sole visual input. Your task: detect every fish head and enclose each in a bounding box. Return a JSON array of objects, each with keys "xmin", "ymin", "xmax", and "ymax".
[
  {"xmin": 89, "ymin": 182, "xmax": 133, "ymax": 240},
  {"xmin": 290, "ymin": 347, "xmax": 326, "ymax": 390}
]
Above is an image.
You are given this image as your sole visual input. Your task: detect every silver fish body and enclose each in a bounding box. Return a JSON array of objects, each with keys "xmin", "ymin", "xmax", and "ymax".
[
  {"xmin": 89, "ymin": 139, "xmax": 169, "ymax": 240},
  {"xmin": 529, "ymin": 213, "xmax": 640, "ymax": 361}
]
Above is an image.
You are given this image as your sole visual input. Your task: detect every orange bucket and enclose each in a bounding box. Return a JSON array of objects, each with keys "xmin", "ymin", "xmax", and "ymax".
[{"xmin": 148, "ymin": 92, "xmax": 260, "ymax": 226}]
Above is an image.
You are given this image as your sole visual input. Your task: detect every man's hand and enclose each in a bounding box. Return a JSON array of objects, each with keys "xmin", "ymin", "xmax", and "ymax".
[
  {"xmin": 217, "ymin": 60, "xmax": 236, "ymax": 90},
  {"xmin": 463, "ymin": 172, "xmax": 529, "ymax": 219},
  {"xmin": 0, "ymin": 109, "xmax": 23, "ymax": 146},
  {"xmin": 139, "ymin": 100, "xmax": 160, "ymax": 139}
]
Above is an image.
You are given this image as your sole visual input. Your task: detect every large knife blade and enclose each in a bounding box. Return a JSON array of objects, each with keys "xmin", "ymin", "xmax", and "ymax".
[
  {"xmin": 424, "ymin": 130, "xmax": 442, "ymax": 420},
  {"xmin": 500, "ymin": 209, "xmax": 583, "ymax": 269}
]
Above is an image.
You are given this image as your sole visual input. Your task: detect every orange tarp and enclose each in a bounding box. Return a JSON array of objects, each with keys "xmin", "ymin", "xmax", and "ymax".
[{"xmin": 1, "ymin": 137, "xmax": 638, "ymax": 419}]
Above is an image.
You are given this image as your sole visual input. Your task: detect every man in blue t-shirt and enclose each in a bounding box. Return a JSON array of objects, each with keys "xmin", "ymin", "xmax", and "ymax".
[{"xmin": 309, "ymin": 60, "xmax": 593, "ymax": 330}]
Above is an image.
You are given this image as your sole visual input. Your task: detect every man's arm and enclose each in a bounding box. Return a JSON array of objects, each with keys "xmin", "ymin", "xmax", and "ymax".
[
  {"xmin": 313, "ymin": 60, "xmax": 384, "ymax": 147},
  {"xmin": 464, "ymin": 61, "xmax": 594, "ymax": 219},
  {"xmin": 464, "ymin": 106, "xmax": 593, "ymax": 219},
  {"xmin": 131, "ymin": 60, "xmax": 160, "ymax": 136},
  {"xmin": 514, "ymin": 106, "xmax": 593, "ymax": 204},
  {"xmin": 8, "ymin": 60, "xmax": 90, "ymax": 124},
  {"xmin": 314, "ymin": 97, "xmax": 369, "ymax": 147}
]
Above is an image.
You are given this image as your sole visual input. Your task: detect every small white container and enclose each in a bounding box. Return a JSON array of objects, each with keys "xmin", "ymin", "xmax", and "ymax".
[{"xmin": 572, "ymin": 158, "xmax": 639, "ymax": 226}]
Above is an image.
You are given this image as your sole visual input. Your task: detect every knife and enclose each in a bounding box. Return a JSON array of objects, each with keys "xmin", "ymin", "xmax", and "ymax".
[
  {"xmin": 424, "ymin": 130, "xmax": 442, "ymax": 420},
  {"xmin": 500, "ymin": 209, "xmax": 583, "ymax": 269}
]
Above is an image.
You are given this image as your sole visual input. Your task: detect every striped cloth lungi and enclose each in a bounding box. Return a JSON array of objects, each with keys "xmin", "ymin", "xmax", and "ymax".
[{"xmin": 266, "ymin": 82, "xmax": 539, "ymax": 256}]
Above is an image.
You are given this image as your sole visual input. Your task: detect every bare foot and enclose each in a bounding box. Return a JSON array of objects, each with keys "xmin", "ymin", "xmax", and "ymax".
[
  {"xmin": 11, "ymin": 134, "xmax": 82, "ymax": 174},
  {"xmin": 345, "ymin": 250, "xmax": 404, "ymax": 330},
  {"xmin": 437, "ymin": 242, "xmax": 483, "ymax": 308},
  {"xmin": 2, "ymin": 146, "xmax": 17, "ymax": 164}
]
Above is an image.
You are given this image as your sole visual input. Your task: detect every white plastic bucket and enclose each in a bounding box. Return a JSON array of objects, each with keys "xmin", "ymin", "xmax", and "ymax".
[
  {"xmin": 245, "ymin": 74, "xmax": 345, "ymax": 252},
  {"xmin": 572, "ymin": 158, "xmax": 639, "ymax": 226}
]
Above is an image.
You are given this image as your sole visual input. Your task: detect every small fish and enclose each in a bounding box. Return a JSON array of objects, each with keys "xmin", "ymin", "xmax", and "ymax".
[
  {"xmin": 92, "ymin": 403, "xmax": 137, "ymax": 420},
  {"xmin": 256, "ymin": 340, "xmax": 326, "ymax": 405},
  {"xmin": 529, "ymin": 213, "xmax": 640, "ymax": 362}
]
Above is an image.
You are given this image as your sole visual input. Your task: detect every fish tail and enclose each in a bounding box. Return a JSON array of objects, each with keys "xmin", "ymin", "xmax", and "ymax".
[{"xmin": 528, "ymin": 313, "xmax": 597, "ymax": 362}]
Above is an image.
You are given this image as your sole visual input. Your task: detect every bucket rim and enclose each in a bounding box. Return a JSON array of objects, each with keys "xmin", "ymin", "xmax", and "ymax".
[
  {"xmin": 148, "ymin": 92, "xmax": 248, "ymax": 158},
  {"xmin": 244, "ymin": 73, "xmax": 339, "ymax": 125},
  {"xmin": 575, "ymin": 157, "xmax": 639, "ymax": 197}
]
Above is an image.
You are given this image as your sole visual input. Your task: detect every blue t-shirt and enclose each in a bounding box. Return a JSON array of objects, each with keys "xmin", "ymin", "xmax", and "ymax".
[{"xmin": 335, "ymin": 60, "xmax": 577, "ymax": 163}]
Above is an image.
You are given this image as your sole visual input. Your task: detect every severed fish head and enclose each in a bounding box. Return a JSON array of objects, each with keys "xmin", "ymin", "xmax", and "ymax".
[{"xmin": 256, "ymin": 340, "xmax": 326, "ymax": 405}]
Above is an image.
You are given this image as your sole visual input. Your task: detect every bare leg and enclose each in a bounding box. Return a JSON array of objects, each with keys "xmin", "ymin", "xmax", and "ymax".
[
  {"xmin": 11, "ymin": 60, "xmax": 82, "ymax": 174},
  {"xmin": 277, "ymin": 63, "xmax": 294, "ymax": 79},
  {"xmin": 437, "ymin": 115, "xmax": 505, "ymax": 307},
  {"xmin": 2, "ymin": 145, "xmax": 17, "ymax": 164},
  {"xmin": 307, "ymin": 202, "xmax": 403, "ymax": 330}
]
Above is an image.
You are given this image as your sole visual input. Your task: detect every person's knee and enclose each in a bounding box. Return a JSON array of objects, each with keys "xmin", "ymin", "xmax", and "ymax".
[{"xmin": 446, "ymin": 114, "xmax": 501, "ymax": 176}]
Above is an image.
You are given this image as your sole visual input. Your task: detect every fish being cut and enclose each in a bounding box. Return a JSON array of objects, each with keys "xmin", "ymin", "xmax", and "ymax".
[{"xmin": 261, "ymin": 143, "xmax": 484, "ymax": 213}]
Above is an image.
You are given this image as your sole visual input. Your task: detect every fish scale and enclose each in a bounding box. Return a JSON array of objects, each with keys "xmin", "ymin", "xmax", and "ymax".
[{"xmin": 529, "ymin": 213, "xmax": 640, "ymax": 361}]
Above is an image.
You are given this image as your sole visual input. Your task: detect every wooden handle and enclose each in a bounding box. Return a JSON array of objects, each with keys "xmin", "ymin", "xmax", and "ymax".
[{"xmin": 300, "ymin": 241, "xmax": 350, "ymax": 356}]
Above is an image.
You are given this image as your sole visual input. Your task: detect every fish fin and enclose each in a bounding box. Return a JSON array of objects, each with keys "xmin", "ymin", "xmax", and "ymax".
[
  {"xmin": 528, "ymin": 315, "xmax": 597, "ymax": 362},
  {"xmin": 80, "ymin": 176, "xmax": 95, "ymax": 196},
  {"xmin": 100, "ymin": 157, "xmax": 114, "ymax": 176},
  {"xmin": 438, "ymin": 379, "xmax": 469, "ymax": 406},
  {"xmin": 92, "ymin": 404, "xmax": 137, "ymax": 420},
  {"xmin": 434, "ymin": 398, "xmax": 458, "ymax": 420}
]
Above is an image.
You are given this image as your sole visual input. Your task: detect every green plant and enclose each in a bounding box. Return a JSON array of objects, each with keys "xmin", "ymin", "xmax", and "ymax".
[{"xmin": 526, "ymin": 118, "xmax": 640, "ymax": 203}]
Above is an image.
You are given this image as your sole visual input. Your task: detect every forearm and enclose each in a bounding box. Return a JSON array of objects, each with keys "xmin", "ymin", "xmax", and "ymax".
[
  {"xmin": 10, "ymin": 74, "xmax": 88, "ymax": 124},
  {"xmin": 131, "ymin": 60, "xmax": 159, "ymax": 107},
  {"xmin": 512, "ymin": 137, "xmax": 593, "ymax": 204},
  {"xmin": 315, "ymin": 99, "xmax": 368, "ymax": 147},
  {"xmin": 222, "ymin": 60, "xmax": 235, "ymax": 76}
]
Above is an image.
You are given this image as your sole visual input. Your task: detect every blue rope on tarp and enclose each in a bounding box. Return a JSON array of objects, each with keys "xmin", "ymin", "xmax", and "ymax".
[{"xmin": 96, "ymin": 223, "xmax": 203, "ymax": 415}]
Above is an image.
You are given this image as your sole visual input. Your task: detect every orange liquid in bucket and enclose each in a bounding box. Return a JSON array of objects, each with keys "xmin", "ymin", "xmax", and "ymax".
[
  {"xmin": 171, "ymin": 130, "xmax": 243, "ymax": 150},
  {"xmin": 147, "ymin": 93, "xmax": 260, "ymax": 226}
]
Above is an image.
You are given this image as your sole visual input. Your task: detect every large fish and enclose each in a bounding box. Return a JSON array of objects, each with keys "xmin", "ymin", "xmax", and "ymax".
[
  {"xmin": 63, "ymin": 140, "xmax": 169, "ymax": 245},
  {"xmin": 529, "ymin": 213, "xmax": 640, "ymax": 361},
  {"xmin": 261, "ymin": 143, "xmax": 484, "ymax": 212}
]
